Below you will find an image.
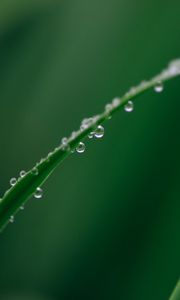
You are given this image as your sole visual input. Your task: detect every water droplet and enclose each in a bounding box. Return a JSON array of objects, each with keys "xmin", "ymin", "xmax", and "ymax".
[
  {"xmin": 112, "ymin": 97, "xmax": 121, "ymax": 108},
  {"xmin": 94, "ymin": 125, "xmax": 104, "ymax": 138},
  {"xmin": 88, "ymin": 132, "xmax": 94, "ymax": 139},
  {"xmin": 20, "ymin": 205, "xmax": 24, "ymax": 210},
  {"xmin": 34, "ymin": 187, "xmax": 43, "ymax": 199},
  {"xmin": 71, "ymin": 131, "xmax": 77, "ymax": 139},
  {"xmin": 10, "ymin": 178, "xmax": 17, "ymax": 186},
  {"xmin": 168, "ymin": 59, "xmax": 180, "ymax": 75},
  {"xmin": 40, "ymin": 158, "xmax": 45, "ymax": 164},
  {"xmin": 105, "ymin": 104, "xmax": 112, "ymax": 118},
  {"xmin": 80, "ymin": 124, "xmax": 87, "ymax": 131},
  {"xmin": 47, "ymin": 152, "xmax": 53, "ymax": 160},
  {"xmin": 124, "ymin": 101, "xmax": 134, "ymax": 112},
  {"xmin": 76, "ymin": 142, "xmax": 85, "ymax": 153},
  {"xmin": 61, "ymin": 137, "xmax": 70, "ymax": 151},
  {"xmin": 9, "ymin": 215, "xmax": 14, "ymax": 223},
  {"xmin": 154, "ymin": 81, "xmax": 164, "ymax": 93},
  {"xmin": 31, "ymin": 167, "xmax": 38, "ymax": 175},
  {"xmin": 20, "ymin": 170, "xmax": 26, "ymax": 178}
]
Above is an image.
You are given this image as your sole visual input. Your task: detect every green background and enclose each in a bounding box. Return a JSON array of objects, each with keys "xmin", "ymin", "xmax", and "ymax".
[{"xmin": 0, "ymin": 1, "xmax": 179, "ymax": 299}]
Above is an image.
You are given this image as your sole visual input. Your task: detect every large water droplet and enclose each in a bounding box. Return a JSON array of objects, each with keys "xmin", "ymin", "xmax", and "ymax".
[
  {"xmin": 94, "ymin": 125, "xmax": 104, "ymax": 138},
  {"xmin": 10, "ymin": 178, "xmax": 17, "ymax": 186},
  {"xmin": 20, "ymin": 170, "xmax": 26, "ymax": 178},
  {"xmin": 34, "ymin": 187, "xmax": 43, "ymax": 199},
  {"xmin": 9, "ymin": 215, "xmax": 14, "ymax": 223},
  {"xmin": 124, "ymin": 101, "xmax": 134, "ymax": 112},
  {"xmin": 76, "ymin": 142, "xmax": 85, "ymax": 153},
  {"xmin": 154, "ymin": 81, "xmax": 164, "ymax": 93}
]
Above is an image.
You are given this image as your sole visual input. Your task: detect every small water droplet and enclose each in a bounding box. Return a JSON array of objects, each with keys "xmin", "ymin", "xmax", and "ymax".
[
  {"xmin": 34, "ymin": 187, "xmax": 43, "ymax": 199},
  {"xmin": 31, "ymin": 167, "xmax": 38, "ymax": 175},
  {"xmin": 9, "ymin": 215, "xmax": 14, "ymax": 223},
  {"xmin": 80, "ymin": 124, "xmax": 87, "ymax": 131},
  {"xmin": 20, "ymin": 205, "xmax": 24, "ymax": 210},
  {"xmin": 124, "ymin": 101, "xmax": 134, "ymax": 112},
  {"xmin": 112, "ymin": 97, "xmax": 121, "ymax": 108},
  {"xmin": 105, "ymin": 104, "xmax": 112, "ymax": 119},
  {"xmin": 94, "ymin": 125, "xmax": 104, "ymax": 138},
  {"xmin": 154, "ymin": 81, "xmax": 164, "ymax": 93},
  {"xmin": 71, "ymin": 131, "xmax": 77, "ymax": 139},
  {"xmin": 47, "ymin": 152, "xmax": 53, "ymax": 160},
  {"xmin": 20, "ymin": 170, "xmax": 26, "ymax": 178},
  {"xmin": 10, "ymin": 178, "xmax": 17, "ymax": 186},
  {"xmin": 88, "ymin": 132, "xmax": 94, "ymax": 139},
  {"xmin": 61, "ymin": 137, "xmax": 70, "ymax": 151},
  {"xmin": 76, "ymin": 142, "xmax": 85, "ymax": 153}
]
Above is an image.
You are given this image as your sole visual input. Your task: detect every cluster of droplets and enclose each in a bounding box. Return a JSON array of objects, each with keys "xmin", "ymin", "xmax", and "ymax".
[{"xmin": 6, "ymin": 59, "xmax": 180, "ymax": 226}]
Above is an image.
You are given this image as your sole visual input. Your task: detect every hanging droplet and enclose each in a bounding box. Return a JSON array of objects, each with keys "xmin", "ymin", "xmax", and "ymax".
[
  {"xmin": 31, "ymin": 167, "xmax": 38, "ymax": 175},
  {"xmin": 94, "ymin": 125, "xmax": 105, "ymax": 138},
  {"xmin": 76, "ymin": 142, "xmax": 85, "ymax": 153},
  {"xmin": 88, "ymin": 132, "xmax": 94, "ymax": 139},
  {"xmin": 10, "ymin": 178, "xmax": 17, "ymax": 186},
  {"xmin": 154, "ymin": 81, "xmax": 164, "ymax": 93},
  {"xmin": 20, "ymin": 170, "xmax": 26, "ymax": 178},
  {"xmin": 124, "ymin": 101, "xmax": 134, "ymax": 112},
  {"xmin": 34, "ymin": 187, "xmax": 43, "ymax": 199},
  {"xmin": 9, "ymin": 215, "xmax": 14, "ymax": 223}
]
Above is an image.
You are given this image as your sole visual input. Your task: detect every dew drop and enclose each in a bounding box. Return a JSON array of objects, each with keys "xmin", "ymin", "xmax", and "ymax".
[
  {"xmin": 94, "ymin": 125, "xmax": 104, "ymax": 138},
  {"xmin": 71, "ymin": 131, "xmax": 77, "ymax": 139},
  {"xmin": 124, "ymin": 101, "xmax": 134, "ymax": 112},
  {"xmin": 31, "ymin": 167, "xmax": 38, "ymax": 175},
  {"xmin": 112, "ymin": 97, "xmax": 121, "ymax": 108},
  {"xmin": 9, "ymin": 215, "xmax": 14, "ymax": 223},
  {"xmin": 34, "ymin": 187, "xmax": 43, "ymax": 199},
  {"xmin": 10, "ymin": 178, "xmax": 17, "ymax": 186},
  {"xmin": 105, "ymin": 103, "xmax": 112, "ymax": 119},
  {"xmin": 20, "ymin": 205, "xmax": 25, "ymax": 210},
  {"xmin": 154, "ymin": 81, "xmax": 164, "ymax": 93},
  {"xmin": 61, "ymin": 137, "xmax": 70, "ymax": 151},
  {"xmin": 20, "ymin": 170, "xmax": 26, "ymax": 178},
  {"xmin": 76, "ymin": 142, "xmax": 85, "ymax": 153},
  {"xmin": 88, "ymin": 132, "xmax": 94, "ymax": 139}
]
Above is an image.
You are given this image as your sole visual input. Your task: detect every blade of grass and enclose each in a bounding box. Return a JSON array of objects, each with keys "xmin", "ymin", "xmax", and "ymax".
[
  {"xmin": 0, "ymin": 59, "xmax": 180, "ymax": 232},
  {"xmin": 169, "ymin": 280, "xmax": 180, "ymax": 300}
]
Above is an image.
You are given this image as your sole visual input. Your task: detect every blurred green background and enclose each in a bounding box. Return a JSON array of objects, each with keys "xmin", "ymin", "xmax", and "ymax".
[{"xmin": 0, "ymin": 0, "xmax": 179, "ymax": 299}]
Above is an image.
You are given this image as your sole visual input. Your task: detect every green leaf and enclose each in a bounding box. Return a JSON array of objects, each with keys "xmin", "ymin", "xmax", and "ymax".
[
  {"xmin": 0, "ymin": 59, "xmax": 180, "ymax": 232},
  {"xmin": 169, "ymin": 280, "xmax": 180, "ymax": 300}
]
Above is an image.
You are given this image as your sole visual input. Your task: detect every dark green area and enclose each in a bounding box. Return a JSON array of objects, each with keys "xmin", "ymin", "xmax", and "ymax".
[{"xmin": 0, "ymin": 1, "xmax": 179, "ymax": 299}]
